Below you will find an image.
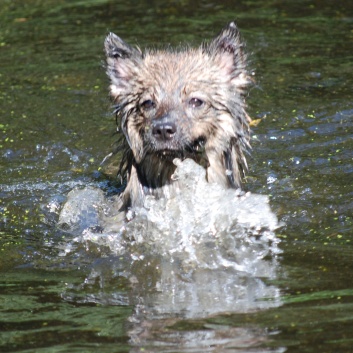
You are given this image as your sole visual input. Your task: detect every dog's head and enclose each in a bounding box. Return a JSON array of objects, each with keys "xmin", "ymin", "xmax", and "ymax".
[{"xmin": 105, "ymin": 22, "xmax": 251, "ymax": 189}]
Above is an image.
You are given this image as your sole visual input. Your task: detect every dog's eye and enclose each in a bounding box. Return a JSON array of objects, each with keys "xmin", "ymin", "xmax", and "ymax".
[
  {"xmin": 189, "ymin": 98, "xmax": 203, "ymax": 108},
  {"xmin": 141, "ymin": 100, "xmax": 155, "ymax": 110}
]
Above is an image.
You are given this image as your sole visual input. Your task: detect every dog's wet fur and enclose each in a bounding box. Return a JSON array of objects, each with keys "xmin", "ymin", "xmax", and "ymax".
[{"xmin": 105, "ymin": 22, "xmax": 251, "ymax": 209}]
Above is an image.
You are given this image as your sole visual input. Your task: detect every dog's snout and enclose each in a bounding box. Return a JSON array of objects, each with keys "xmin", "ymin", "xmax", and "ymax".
[{"xmin": 152, "ymin": 120, "xmax": 177, "ymax": 142}]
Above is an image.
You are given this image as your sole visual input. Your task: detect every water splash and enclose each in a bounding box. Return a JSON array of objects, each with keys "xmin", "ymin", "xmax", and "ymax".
[{"xmin": 58, "ymin": 158, "xmax": 282, "ymax": 317}]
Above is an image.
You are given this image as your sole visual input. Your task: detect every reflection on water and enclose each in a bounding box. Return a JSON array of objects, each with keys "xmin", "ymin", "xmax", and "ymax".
[{"xmin": 61, "ymin": 255, "xmax": 282, "ymax": 350}]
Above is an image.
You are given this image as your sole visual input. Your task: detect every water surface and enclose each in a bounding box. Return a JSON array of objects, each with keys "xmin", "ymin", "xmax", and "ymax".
[{"xmin": 1, "ymin": 0, "xmax": 353, "ymax": 352}]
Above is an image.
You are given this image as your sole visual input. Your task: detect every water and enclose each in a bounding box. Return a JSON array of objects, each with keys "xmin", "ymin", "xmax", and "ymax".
[
  {"xmin": 57, "ymin": 158, "xmax": 282, "ymax": 323},
  {"xmin": 1, "ymin": 0, "xmax": 353, "ymax": 352}
]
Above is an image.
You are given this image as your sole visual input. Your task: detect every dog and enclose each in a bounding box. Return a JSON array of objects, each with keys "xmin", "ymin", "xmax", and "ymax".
[{"xmin": 104, "ymin": 22, "xmax": 251, "ymax": 210}]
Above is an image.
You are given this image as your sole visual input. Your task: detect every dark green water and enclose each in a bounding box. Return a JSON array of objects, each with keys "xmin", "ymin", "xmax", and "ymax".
[{"xmin": 1, "ymin": 0, "xmax": 352, "ymax": 352}]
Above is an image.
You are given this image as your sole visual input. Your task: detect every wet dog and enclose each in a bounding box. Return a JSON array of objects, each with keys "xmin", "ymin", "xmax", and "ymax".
[{"xmin": 104, "ymin": 22, "xmax": 251, "ymax": 209}]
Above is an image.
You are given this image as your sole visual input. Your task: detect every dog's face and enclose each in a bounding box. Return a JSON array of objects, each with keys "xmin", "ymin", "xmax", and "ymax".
[
  {"xmin": 105, "ymin": 23, "xmax": 251, "ymax": 189},
  {"xmin": 116, "ymin": 51, "xmax": 214, "ymax": 160}
]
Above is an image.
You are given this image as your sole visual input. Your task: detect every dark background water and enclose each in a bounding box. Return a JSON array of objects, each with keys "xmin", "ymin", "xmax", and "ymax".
[{"xmin": 1, "ymin": 0, "xmax": 353, "ymax": 352}]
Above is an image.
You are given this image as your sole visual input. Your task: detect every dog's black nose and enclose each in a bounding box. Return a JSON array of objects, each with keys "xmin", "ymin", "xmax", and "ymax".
[{"xmin": 152, "ymin": 121, "xmax": 177, "ymax": 141}]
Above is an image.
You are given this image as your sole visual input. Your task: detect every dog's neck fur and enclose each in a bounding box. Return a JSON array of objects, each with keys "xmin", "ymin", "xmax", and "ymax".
[
  {"xmin": 120, "ymin": 153, "xmax": 234, "ymax": 209},
  {"xmin": 121, "ymin": 155, "xmax": 178, "ymax": 208}
]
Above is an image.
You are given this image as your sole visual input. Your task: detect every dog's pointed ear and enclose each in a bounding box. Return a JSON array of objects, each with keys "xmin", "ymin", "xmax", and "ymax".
[
  {"xmin": 104, "ymin": 33, "xmax": 142, "ymax": 99},
  {"xmin": 105, "ymin": 33, "xmax": 141, "ymax": 60},
  {"xmin": 208, "ymin": 22, "xmax": 250, "ymax": 88}
]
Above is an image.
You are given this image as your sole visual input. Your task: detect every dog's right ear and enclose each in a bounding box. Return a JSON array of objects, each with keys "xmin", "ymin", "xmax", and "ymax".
[
  {"xmin": 104, "ymin": 33, "xmax": 142, "ymax": 99},
  {"xmin": 104, "ymin": 33, "xmax": 141, "ymax": 60}
]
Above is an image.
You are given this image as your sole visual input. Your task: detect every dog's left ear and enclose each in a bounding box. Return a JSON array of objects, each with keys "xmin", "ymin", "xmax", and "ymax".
[
  {"xmin": 205, "ymin": 23, "xmax": 251, "ymax": 189},
  {"xmin": 208, "ymin": 22, "xmax": 250, "ymax": 88}
]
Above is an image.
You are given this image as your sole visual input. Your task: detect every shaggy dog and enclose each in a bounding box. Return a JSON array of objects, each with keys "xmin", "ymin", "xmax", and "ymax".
[{"xmin": 104, "ymin": 22, "xmax": 251, "ymax": 209}]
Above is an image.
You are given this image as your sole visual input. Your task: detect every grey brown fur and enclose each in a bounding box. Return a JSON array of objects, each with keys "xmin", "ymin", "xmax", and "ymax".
[{"xmin": 104, "ymin": 22, "xmax": 251, "ymax": 209}]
